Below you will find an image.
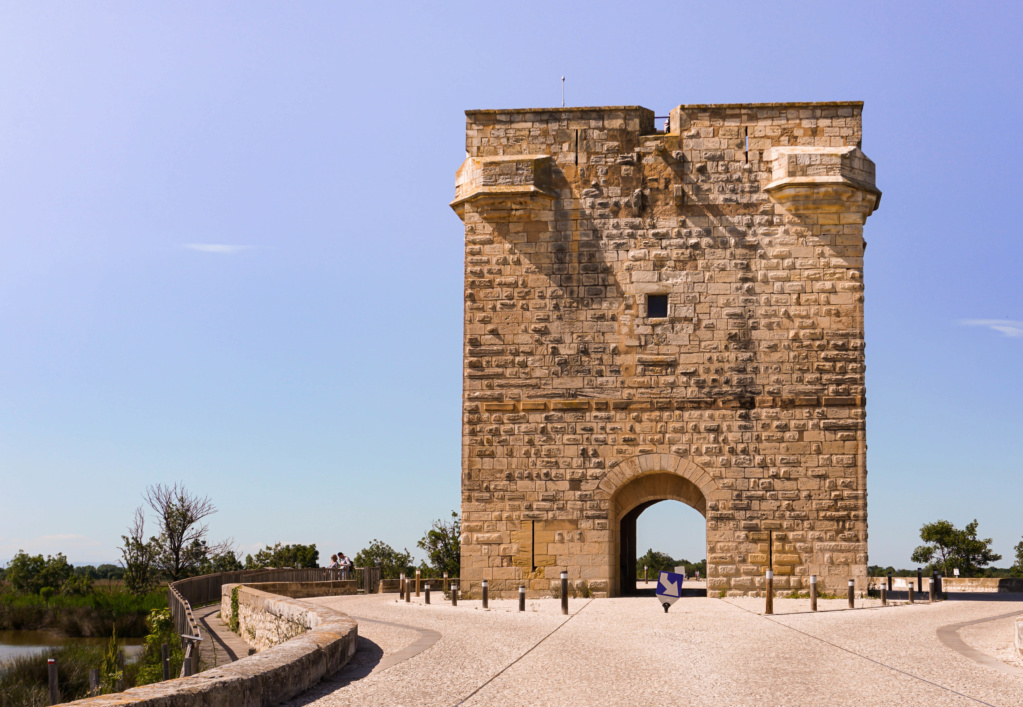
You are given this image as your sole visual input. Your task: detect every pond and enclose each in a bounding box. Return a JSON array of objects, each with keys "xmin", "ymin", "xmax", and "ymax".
[{"xmin": 0, "ymin": 630, "xmax": 143, "ymax": 664}]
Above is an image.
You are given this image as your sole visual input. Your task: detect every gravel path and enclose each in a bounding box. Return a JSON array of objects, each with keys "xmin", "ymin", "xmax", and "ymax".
[{"xmin": 285, "ymin": 593, "xmax": 1023, "ymax": 706}]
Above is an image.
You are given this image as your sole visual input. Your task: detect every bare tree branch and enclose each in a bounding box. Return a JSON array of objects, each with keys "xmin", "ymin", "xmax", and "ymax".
[{"xmin": 144, "ymin": 482, "xmax": 219, "ymax": 581}]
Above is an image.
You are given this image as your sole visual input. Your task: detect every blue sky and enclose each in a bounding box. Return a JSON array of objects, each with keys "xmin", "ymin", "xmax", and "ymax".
[{"xmin": 1, "ymin": 2, "xmax": 1020, "ymax": 570}]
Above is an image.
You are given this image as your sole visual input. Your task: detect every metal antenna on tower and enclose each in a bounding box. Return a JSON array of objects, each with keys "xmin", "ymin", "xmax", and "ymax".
[{"xmin": 562, "ymin": 76, "xmax": 565, "ymax": 107}]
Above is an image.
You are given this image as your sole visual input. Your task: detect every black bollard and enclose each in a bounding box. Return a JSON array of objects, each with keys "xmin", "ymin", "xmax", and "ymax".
[
  {"xmin": 451, "ymin": 582, "xmax": 458, "ymax": 607},
  {"xmin": 917, "ymin": 567, "xmax": 922, "ymax": 594},
  {"xmin": 929, "ymin": 575, "xmax": 935, "ymax": 603},
  {"xmin": 908, "ymin": 583, "xmax": 915, "ymax": 604},
  {"xmin": 887, "ymin": 572, "xmax": 893, "ymax": 594},
  {"xmin": 48, "ymin": 658, "xmax": 59, "ymax": 705},
  {"xmin": 848, "ymin": 579, "xmax": 855, "ymax": 609},
  {"xmin": 482, "ymin": 580, "xmax": 489, "ymax": 610},
  {"xmin": 399, "ymin": 574, "xmax": 404, "ymax": 600},
  {"xmin": 560, "ymin": 571, "xmax": 568, "ymax": 615},
  {"xmin": 405, "ymin": 579, "xmax": 411, "ymax": 603},
  {"xmin": 161, "ymin": 643, "xmax": 170, "ymax": 681},
  {"xmin": 810, "ymin": 575, "xmax": 818, "ymax": 612},
  {"xmin": 881, "ymin": 585, "xmax": 887, "ymax": 606},
  {"xmin": 519, "ymin": 585, "xmax": 526, "ymax": 612},
  {"xmin": 765, "ymin": 570, "xmax": 774, "ymax": 615},
  {"xmin": 935, "ymin": 571, "xmax": 942, "ymax": 599},
  {"xmin": 425, "ymin": 583, "xmax": 431, "ymax": 605}
]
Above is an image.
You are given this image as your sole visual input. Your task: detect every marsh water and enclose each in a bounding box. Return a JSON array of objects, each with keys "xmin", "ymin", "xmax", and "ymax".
[{"xmin": 0, "ymin": 630, "xmax": 143, "ymax": 664}]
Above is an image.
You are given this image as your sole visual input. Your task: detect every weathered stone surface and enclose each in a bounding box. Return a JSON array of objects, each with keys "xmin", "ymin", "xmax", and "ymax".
[{"xmin": 454, "ymin": 101, "xmax": 879, "ymax": 597}]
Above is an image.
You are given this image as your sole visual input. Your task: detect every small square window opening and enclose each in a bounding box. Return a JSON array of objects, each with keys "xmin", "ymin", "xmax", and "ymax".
[{"xmin": 647, "ymin": 294, "xmax": 668, "ymax": 318}]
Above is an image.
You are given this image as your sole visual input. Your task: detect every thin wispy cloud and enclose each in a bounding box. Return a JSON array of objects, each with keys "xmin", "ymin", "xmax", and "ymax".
[
  {"xmin": 959, "ymin": 319, "xmax": 1023, "ymax": 338},
  {"xmin": 183, "ymin": 243, "xmax": 253, "ymax": 254}
]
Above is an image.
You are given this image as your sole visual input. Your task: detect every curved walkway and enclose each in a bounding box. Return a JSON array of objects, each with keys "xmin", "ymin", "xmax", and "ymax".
[
  {"xmin": 937, "ymin": 609, "xmax": 1023, "ymax": 678},
  {"xmin": 285, "ymin": 593, "xmax": 1023, "ymax": 706}
]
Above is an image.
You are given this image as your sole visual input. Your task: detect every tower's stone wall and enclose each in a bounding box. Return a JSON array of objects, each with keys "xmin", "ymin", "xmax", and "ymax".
[{"xmin": 452, "ymin": 102, "xmax": 880, "ymax": 597}]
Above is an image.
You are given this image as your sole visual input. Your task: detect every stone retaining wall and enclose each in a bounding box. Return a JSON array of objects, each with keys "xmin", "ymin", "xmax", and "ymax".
[
  {"xmin": 873, "ymin": 576, "xmax": 1023, "ymax": 593},
  {"xmin": 240, "ymin": 580, "xmax": 359, "ymax": 599},
  {"xmin": 68, "ymin": 584, "xmax": 357, "ymax": 706}
]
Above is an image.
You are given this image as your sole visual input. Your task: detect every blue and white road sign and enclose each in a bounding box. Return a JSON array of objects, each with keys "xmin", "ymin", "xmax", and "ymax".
[{"xmin": 656, "ymin": 571, "xmax": 684, "ymax": 611}]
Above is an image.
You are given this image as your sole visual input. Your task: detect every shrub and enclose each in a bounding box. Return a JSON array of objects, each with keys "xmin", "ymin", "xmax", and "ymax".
[{"xmin": 134, "ymin": 608, "xmax": 184, "ymax": 686}]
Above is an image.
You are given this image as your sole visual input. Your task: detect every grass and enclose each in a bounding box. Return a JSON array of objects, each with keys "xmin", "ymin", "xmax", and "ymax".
[
  {"xmin": 0, "ymin": 589, "xmax": 166, "ymax": 638},
  {"xmin": 0, "ymin": 640, "xmax": 141, "ymax": 706}
]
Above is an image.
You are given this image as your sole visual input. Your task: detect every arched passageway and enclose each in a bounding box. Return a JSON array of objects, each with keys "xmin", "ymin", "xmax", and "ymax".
[{"xmin": 610, "ymin": 471, "xmax": 707, "ymax": 596}]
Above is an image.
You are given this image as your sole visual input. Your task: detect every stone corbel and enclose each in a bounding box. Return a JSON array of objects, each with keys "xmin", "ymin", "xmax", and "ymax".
[
  {"xmin": 763, "ymin": 146, "xmax": 881, "ymax": 218},
  {"xmin": 450, "ymin": 154, "xmax": 557, "ymax": 221}
]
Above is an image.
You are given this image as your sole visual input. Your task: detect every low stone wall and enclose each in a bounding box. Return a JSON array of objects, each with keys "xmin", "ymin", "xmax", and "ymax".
[
  {"xmin": 68, "ymin": 584, "xmax": 357, "ymax": 706},
  {"xmin": 241, "ymin": 580, "xmax": 359, "ymax": 600},
  {"xmin": 874, "ymin": 576, "xmax": 1023, "ymax": 593},
  {"xmin": 1016, "ymin": 617, "xmax": 1023, "ymax": 658}
]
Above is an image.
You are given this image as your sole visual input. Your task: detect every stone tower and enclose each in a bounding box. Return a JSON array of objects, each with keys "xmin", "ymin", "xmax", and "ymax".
[{"xmin": 451, "ymin": 102, "xmax": 880, "ymax": 597}]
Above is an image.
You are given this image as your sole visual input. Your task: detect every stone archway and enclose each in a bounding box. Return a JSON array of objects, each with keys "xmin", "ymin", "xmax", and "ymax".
[{"xmin": 598, "ymin": 454, "xmax": 722, "ymax": 597}]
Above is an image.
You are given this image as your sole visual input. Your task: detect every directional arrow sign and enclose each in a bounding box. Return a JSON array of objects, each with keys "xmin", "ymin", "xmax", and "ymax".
[{"xmin": 656, "ymin": 571, "xmax": 684, "ymax": 612}]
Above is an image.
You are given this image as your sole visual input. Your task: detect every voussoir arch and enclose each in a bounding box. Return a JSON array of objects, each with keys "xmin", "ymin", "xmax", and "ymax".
[{"xmin": 597, "ymin": 453, "xmax": 721, "ymax": 509}]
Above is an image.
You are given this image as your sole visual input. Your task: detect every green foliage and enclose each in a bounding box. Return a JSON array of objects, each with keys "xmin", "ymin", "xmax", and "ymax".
[
  {"xmin": 99, "ymin": 627, "xmax": 124, "ymax": 693},
  {"xmin": 0, "ymin": 587, "xmax": 166, "ymax": 637},
  {"xmin": 417, "ymin": 512, "xmax": 460, "ymax": 578},
  {"xmin": 60, "ymin": 573, "xmax": 93, "ymax": 596},
  {"xmin": 229, "ymin": 587, "xmax": 240, "ymax": 633},
  {"xmin": 144, "ymin": 482, "xmax": 223, "ymax": 581},
  {"xmin": 4, "ymin": 551, "xmax": 74, "ymax": 595},
  {"xmin": 198, "ymin": 548, "xmax": 244, "ymax": 574},
  {"xmin": 911, "ymin": 519, "xmax": 1001, "ymax": 576},
  {"xmin": 121, "ymin": 507, "xmax": 157, "ymax": 597},
  {"xmin": 134, "ymin": 608, "xmax": 184, "ymax": 685},
  {"xmin": 1012, "ymin": 539, "xmax": 1023, "ymax": 578},
  {"xmin": 73, "ymin": 564, "xmax": 125, "ymax": 581},
  {"xmin": 244, "ymin": 543, "xmax": 318, "ymax": 569},
  {"xmin": 634, "ymin": 549, "xmax": 706, "ymax": 578},
  {"xmin": 354, "ymin": 540, "xmax": 412, "ymax": 579}
]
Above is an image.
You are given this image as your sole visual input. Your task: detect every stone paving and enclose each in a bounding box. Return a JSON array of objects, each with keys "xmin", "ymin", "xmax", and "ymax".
[
  {"xmin": 193, "ymin": 603, "xmax": 251, "ymax": 669},
  {"xmin": 284, "ymin": 593, "xmax": 1023, "ymax": 706}
]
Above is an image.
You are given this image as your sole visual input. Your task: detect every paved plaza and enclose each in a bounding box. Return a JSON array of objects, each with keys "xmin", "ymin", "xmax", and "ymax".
[{"xmin": 278, "ymin": 592, "xmax": 1023, "ymax": 706}]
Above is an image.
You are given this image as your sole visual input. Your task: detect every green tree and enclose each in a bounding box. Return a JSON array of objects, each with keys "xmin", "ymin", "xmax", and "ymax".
[
  {"xmin": 354, "ymin": 540, "xmax": 412, "ymax": 579},
  {"xmin": 120, "ymin": 507, "xmax": 158, "ymax": 596},
  {"xmin": 244, "ymin": 543, "xmax": 319, "ymax": 569},
  {"xmin": 417, "ymin": 512, "xmax": 460, "ymax": 578},
  {"xmin": 199, "ymin": 546, "xmax": 244, "ymax": 573},
  {"xmin": 1011, "ymin": 538, "xmax": 1023, "ymax": 578},
  {"xmin": 4, "ymin": 551, "xmax": 74, "ymax": 595},
  {"xmin": 911, "ymin": 519, "xmax": 1001, "ymax": 576},
  {"xmin": 145, "ymin": 482, "xmax": 231, "ymax": 581},
  {"xmin": 635, "ymin": 549, "xmax": 677, "ymax": 578}
]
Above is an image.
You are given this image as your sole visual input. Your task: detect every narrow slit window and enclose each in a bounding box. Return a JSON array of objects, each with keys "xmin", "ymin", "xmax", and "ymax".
[
  {"xmin": 531, "ymin": 521, "xmax": 537, "ymax": 571},
  {"xmin": 647, "ymin": 294, "xmax": 668, "ymax": 318}
]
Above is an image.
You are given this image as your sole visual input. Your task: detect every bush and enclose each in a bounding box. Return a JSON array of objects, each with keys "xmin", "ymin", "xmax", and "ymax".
[{"xmin": 134, "ymin": 608, "xmax": 184, "ymax": 685}]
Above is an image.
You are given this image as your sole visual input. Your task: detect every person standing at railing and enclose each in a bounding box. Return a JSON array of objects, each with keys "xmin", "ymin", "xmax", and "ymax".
[
  {"xmin": 339, "ymin": 552, "xmax": 352, "ymax": 580},
  {"xmin": 328, "ymin": 554, "xmax": 340, "ymax": 580}
]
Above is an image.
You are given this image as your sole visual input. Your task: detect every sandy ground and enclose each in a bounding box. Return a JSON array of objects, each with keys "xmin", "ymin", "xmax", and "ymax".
[{"xmin": 282, "ymin": 593, "xmax": 1023, "ymax": 707}]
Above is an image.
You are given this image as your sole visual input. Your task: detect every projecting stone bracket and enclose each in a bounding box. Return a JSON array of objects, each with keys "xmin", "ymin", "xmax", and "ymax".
[
  {"xmin": 763, "ymin": 146, "xmax": 881, "ymax": 217},
  {"xmin": 450, "ymin": 154, "xmax": 557, "ymax": 221}
]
